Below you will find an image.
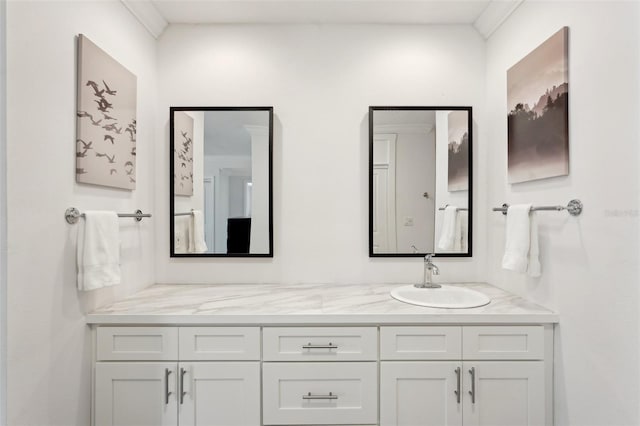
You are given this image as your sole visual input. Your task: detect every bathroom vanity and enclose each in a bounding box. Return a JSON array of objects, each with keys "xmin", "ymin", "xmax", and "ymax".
[{"xmin": 87, "ymin": 283, "xmax": 557, "ymax": 426}]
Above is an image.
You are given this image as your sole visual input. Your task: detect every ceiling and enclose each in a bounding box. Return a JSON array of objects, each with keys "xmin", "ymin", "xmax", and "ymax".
[{"xmin": 121, "ymin": 0, "xmax": 524, "ymax": 39}]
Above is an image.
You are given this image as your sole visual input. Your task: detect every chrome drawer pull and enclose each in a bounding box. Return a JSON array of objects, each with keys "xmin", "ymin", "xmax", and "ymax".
[
  {"xmin": 302, "ymin": 342, "xmax": 338, "ymax": 349},
  {"xmin": 180, "ymin": 368, "xmax": 187, "ymax": 405},
  {"xmin": 454, "ymin": 367, "xmax": 461, "ymax": 404},
  {"xmin": 303, "ymin": 392, "xmax": 338, "ymax": 400},
  {"xmin": 468, "ymin": 367, "xmax": 476, "ymax": 404},
  {"xmin": 165, "ymin": 368, "xmax": 172, "ymax": 405}
]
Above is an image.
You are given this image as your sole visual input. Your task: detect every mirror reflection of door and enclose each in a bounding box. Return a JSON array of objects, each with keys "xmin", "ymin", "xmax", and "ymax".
[
  {"xmin": 171, "ymin": 108, "xmax": 272, "ymax": 257},
  {"xmin": 373, "ymin": 111, "xmax": 437, "ymax": 254}
]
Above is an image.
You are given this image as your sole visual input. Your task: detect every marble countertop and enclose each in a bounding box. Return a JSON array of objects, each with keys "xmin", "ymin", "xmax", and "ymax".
[{"xmin": 86, "ymin": 282, "xmax": 558, "ymax": 325}]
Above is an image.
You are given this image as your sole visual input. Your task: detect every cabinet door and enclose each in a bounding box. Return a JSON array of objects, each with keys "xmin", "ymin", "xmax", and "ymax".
[
  {"xmin": 464, "ymin": 361, "xmax": 545, "ymax": 426},
  {"xmin": 95, "ymin": 362, "xmax": 177, "ymax": 426},
  {"xmin": 380, "ymin": 362, "xmax": 462, "ymax": 426},
  {"xmin": 179, "ymin": 362, "xmax": 260, "ymax": 426}
]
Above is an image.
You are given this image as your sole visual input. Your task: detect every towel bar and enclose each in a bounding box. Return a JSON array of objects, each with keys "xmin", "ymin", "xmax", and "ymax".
[
  {"xmin": 438, "ymin": 206, "xmax": 468, "ymax": 211},
  {"xmin": 65, "ymin": 207, "xmax": 152, "ymax": 224},
  {"xmin": 492, "ymin": 199, "xmax": 583, "ymax": 216}
]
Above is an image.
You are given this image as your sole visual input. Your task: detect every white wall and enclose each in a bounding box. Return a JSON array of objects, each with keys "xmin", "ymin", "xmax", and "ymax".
[
  {"xmin": 0, "ymin": 0, "xmax": 6, "ymax": 423},
  {"xmin": 6, "ymin": 1, "xmax": 157, "ymax": 424},
  {"xmin": 485, "ymin": 2, "xmax": 640, "ymax": 424},
  {"xmin": 156, "ymin": 24, "xmax": 486, "ymax": 284}
]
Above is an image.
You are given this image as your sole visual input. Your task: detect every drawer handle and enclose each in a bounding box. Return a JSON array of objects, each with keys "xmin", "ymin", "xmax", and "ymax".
[
  {"xmin": 165, "ymin": 368, "xmax": 172, "ymax": 405},
  {"xmin": 180, "ymin": 368, "xmax": 187, "ymax": 405},
  {"xmin": 468, "ymin": 367, "xmax": 476, "ymax": 404},
  {"xmin": 454, "ymin": 367, "xmax": 461, "ymax": 404},
  {"xmin": 302, "ymin": 342, "xmax": 338, "ymax": 350},
  {"xmin": 303, "ymin": 392, "xmax": 338, "ymax": 400}
]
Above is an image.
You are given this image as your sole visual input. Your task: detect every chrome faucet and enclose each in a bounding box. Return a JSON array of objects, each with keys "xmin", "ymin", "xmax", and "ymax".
[{"xmin": 415, "ymin": 254, "xmax": 441, "ymax": 289}]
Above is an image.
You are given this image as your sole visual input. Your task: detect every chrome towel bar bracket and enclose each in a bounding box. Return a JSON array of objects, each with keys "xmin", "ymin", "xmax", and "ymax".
[
  {"xmin": 65, "ymin": 207, "xmax": 152, "ymax": 224},
  {"xmin": 492, "ymin": 199, "xmax": 583, "ymax": 216}
]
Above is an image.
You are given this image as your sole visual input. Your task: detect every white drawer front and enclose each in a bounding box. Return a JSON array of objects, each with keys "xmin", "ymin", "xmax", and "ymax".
[
  {"xmin": 380, "ymin": 326, "xmax": 462, "ymax": 360},
  {"xmin": 463, "ymin": 326, "xmax": 545, "ymax": 360},
  {"xmin": 263, "ymin": 327, "xmax": 377, "ymax": 361},
  {"xmin": 96, "ymin": 327, "xmax": 178, "ymax": 361},
  {"xmin": 262, "ymin": 362, "xmax": 377, "ymax": 425},
  {"xmin": 179, "ymin": 327, "xmax": 260, "ymax": 360}
]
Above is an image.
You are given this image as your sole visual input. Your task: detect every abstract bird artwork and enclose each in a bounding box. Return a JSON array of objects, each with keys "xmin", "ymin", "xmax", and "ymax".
[
  {"xmin": 173, "ymin": 111, "xmax": 194, "ymax": 196},
  {"xmin": 76, "ymin": 34, "xmax": 137, "ymax": 190}
]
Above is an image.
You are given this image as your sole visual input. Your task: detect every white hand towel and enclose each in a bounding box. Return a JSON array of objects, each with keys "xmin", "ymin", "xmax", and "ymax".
[
  {"xmin": 77, "ymin": 211, "xmax": 121, "ymax": 291},
  {"xmin": 527, "ymin": 212, "xmax": 541, "ymax": 277},
  {"xmin": 188, "ymin": 210, "xmax": 208, "ymax": 253},
  {"xmin": 501, "ymin": 204, "xmax": 532, "ymax": 273},
  {"xmin": 454, "ymin": 210, "xmax": 468, "ymax": 252},
  {"xmin": 438, "ymin": 205, "xmax": 458, "ymax": 250}
]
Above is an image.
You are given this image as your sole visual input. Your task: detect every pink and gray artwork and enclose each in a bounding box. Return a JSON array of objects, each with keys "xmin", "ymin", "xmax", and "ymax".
[
  {"xmin": 76, "ymin": 34, "xmax": 137, "ymax": 190},
  {"xmin": 173, "ymin": 112, "xmax": 194, "ymax": 196},
  {"xmin": 507, "ymin": 27, "xmax": 569, "ymax": 184},
  {"xmin": 447, "ymin": 111, "xmax": 469, "ymax": 192}
]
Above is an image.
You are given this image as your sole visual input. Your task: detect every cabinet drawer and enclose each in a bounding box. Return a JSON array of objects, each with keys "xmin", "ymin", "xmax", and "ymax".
[
  {"xmin": 179, "ymin": 327, "xmax": 260, "ymax": 360},
  {"xmin": 263, "ymin": 327, "xmax": 377, "ymax": 361},
  {"xmin": 96, "ymin": 327, "xmax": 178, "ymax": 361},
  {"xmin": 463, "ymin": 326, "xmax": 544, "ymax": 360},
  {"xmin": 380, "ymin": 326, "xmax": 462, "ymax": 360},
  {"xmin": 262, "ymin": 362, "xmax": 377, "ymax": 425}
]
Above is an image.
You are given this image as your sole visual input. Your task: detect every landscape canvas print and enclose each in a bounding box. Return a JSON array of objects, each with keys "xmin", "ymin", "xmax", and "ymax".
[
  {"xmin": 447, "ymin": 110, "xmax": 469, "ymax": 192},
  {"xmin": 173, "ymin": 111, "xmax": 194, "ymax": 196},
  {"xmin": 507, "ymin": 27, "xmax": 569, "ymax": 184},
  {"xmin": 76, "ymin": 34, "xmax": 137, "ymax": 190}
]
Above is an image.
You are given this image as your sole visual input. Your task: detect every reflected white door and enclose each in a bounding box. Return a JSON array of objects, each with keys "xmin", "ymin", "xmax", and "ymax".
[
  {"xmin": 373, "ymin": 166, "xmax": 390, "ymax": 252},
  {"xmin": 203, "ymin": 177, "xmax": 214, "ymax": 251},
  {"xmin": 373, "ymin": 134, "xmax": 397, "ymax": 252}
]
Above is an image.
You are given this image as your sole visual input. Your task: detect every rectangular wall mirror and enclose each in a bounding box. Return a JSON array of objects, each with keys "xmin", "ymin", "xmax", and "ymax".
[
  {"xmin": 369, "ymin": 106, "xmax": 472, "ymax": 257},
  {"xmin": 170, "ymin": 107, "xmax": 273, "ymax": 257}
]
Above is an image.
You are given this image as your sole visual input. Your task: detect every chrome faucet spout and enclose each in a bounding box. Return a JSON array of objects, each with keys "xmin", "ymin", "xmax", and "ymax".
[{"xmin": 415, "ymin": 254, "xmax": 441, "ymax": 289}]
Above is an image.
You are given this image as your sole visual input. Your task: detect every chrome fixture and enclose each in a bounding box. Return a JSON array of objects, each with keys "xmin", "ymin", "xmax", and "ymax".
[
  {"xmin": 492, "ymin": 199, "xmax": 583, "ymax": 216},
  {"xmin": 65, "ymin": 207, "xmax": 152, "ymax": 224},
  {"xmin": 438, "ymin": 206, "xmax": 468, "ymax": 211},
  {"xmin": 415, "ymin": 254, "xmax": 441, "ymax": 289}
]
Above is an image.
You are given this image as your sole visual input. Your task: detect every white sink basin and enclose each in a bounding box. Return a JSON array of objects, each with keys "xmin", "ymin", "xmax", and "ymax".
[{"xmin": 390, "ymin": 285, "xmax": 491, "ymax": 309}]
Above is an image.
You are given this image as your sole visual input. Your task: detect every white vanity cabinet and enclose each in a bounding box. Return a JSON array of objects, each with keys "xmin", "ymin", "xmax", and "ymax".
[
  {"xmin": 92, "ymin": 324, "xmax": 553, "ymax": 426},
  {"xmin": 380, "ymin": 326, "xmax": 551, "ymax": 426},
  {"xmin": 94, "ymin": 327, "xmax": 261, "ymax": 426}
]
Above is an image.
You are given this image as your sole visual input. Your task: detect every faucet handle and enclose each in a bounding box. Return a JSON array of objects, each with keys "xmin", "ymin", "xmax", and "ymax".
[{"xmin": 424, "ymin": 253, "xmax": 435, "ymax": 262}]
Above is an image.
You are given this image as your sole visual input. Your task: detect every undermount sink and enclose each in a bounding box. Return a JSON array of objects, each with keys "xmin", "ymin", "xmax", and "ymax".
[{"xmin": 390, "ymin": 284, "xmax": 491, "ymax": 309}]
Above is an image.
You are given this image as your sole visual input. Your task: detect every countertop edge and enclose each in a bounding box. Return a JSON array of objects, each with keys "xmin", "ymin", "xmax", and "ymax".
[{"xmin": 86, "ymin": 313, "xmax": 559, "ymax": 325}]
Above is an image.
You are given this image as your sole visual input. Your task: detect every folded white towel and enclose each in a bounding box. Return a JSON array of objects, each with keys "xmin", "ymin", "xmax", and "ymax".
[
  {"xmin": 77, "ymin": 211, "xmax": 121, "ymax": 291},
  {"xmin": 188, "ymin": 210, "xmax": 208, "ymax": 253},
  {"xmin": 502, "ymin": 204, "xmax": 541, "ymax": 276},
  {"xmin": 438, "ymin": 205, "xmax": 458, "ymax": 250},
  {"xmin": 528, "ymin": 212, "xmax": 541, "ymax": 277},
  {"xmin": 454, "ymin": 210, "xmax": 468, "ymax": 252}
]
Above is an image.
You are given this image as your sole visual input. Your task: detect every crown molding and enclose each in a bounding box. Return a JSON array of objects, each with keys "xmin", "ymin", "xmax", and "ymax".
[
  {"xmin": 121, "ymin": 0, "xmax": 168, "ymax": 39},
  {"xmin": 474, "ymin": 0, "xmax": 524, "ymax": 39}
]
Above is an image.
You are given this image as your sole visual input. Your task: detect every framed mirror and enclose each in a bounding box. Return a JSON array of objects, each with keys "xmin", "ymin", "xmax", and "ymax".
[
  {"xmin": 170, "ymin": 107, "xmax": 273, "ymax": 257},
  {"xmin": 369, "ymin": 106, "xmax": 472, "ymax": 257}
]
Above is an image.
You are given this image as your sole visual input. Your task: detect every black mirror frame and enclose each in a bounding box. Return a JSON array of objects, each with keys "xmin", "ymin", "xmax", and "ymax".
[
  {"xmin": 368, "ymin": 106, "xmax": 473, "ymax": 258},
  {"xmin": 169, "ymin": 106, "xmax": 274, "ymax": 258}
]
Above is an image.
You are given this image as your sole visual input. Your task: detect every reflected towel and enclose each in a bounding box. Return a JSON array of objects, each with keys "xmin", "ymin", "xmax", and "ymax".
[
  {"xmin": 502, "ymin": 204, "xmax": 541, "ymax": 276},
  {"xmin": 438, "ymin": 205, "xmax": 458, "ymax": 250},
  {"xmin": 454, "ymin": 210, "xmax": 468, "ymax": 252},
  {"xmin": 188, "ymin": 210, "xmax": 208, "ymax": 253},
  {"xmin": 77, "ymin": 211, "xmax": 121, "ymax": 291}
]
